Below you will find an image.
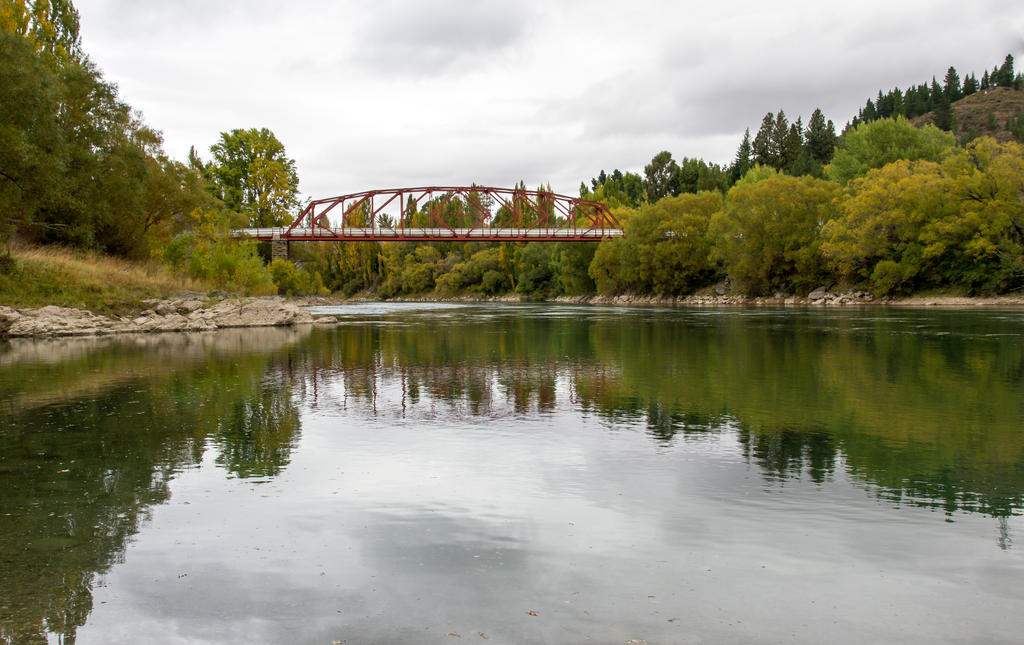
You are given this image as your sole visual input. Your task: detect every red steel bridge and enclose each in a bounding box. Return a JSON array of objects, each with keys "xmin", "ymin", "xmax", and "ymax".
[{"xmin": 233, "ymin": 186, "xmax": 623, "ymax": 243}]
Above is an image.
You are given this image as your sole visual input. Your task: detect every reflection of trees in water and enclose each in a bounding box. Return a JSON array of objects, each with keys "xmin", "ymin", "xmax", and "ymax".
[
  {"xmin": 215, "ymin": 371, "xmax": 301, "ymax": 479},
  {"xmin": 737, "ymin": 426, "xmax": 838, "ymax": 484},
  {"xmin": 296, "ymin": 358, "xmax": 603, "ymax": 421},
  {"xmin": 0, "ymin": 330, "xmax": 305, "ymax": 644},
  {"xmin": 297, "ymin": 314, "xmax": 1024, "ymax": 526}
]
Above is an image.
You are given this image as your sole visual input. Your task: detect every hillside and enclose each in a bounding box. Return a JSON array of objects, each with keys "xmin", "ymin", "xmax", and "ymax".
[{"xmin": 912, "ymin": 86, "xmax": 1024, "ymax": 142}]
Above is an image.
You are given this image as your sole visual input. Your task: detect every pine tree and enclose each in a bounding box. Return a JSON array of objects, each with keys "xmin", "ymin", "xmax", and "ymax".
[
  {"xmin": 986, "ymin": 108, "xmax": 998, "ymax": 131},
  {"xmin": 943, "ymin": 66, "xmax": 962, "ymax": 102},
  {"xmin": 996, "ymin": 54, "xmax": 1015, "ymax": 87},
  {"xmin": 752, "ymin": 112, "xmax": 777, "ymax": 168},
  {"xmin": 933, "ymin": 95, "xmax": 953, "ymax": 131},
  {"xmin": 981, "ymin": 70, "xmax": 990, "ymax": 90},
  {"xmin": 963, "ymin": 73, "xmax": 979, "ymax": 96},
  {"xmin": 732, "ymin": 128, "xmax": 752, "ymax": 182},
  {"xmin": 876, "ymin": 90, "xmax": 890, "ymax": 118},
  {"xmin": 916, "ymin": 83, "xmax": 930, "ymax": 114},
  {"xmin": 860, "ymin": 99, "xmax": 877, "ymax": 122},
  {"xmin": 781, "ymin": 119, "xmax": 804, "ymax": 172},
  {"xmin": 805, "ymin": 108, "xmax": 837, "ymax": 165},
  {"xmin": 929, "ymin": 78, "xmax": 943, "ymax": 111}
]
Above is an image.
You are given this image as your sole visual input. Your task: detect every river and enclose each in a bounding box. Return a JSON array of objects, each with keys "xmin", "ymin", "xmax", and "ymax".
[{"xmin": 1, "ymin": 303, "xmax": 1022, "ymax": 644}]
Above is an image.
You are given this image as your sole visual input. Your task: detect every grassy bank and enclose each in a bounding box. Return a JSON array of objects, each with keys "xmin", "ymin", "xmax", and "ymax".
[{"xmin": 0, "ymin": 246, "xmax": 213, "ymax": 315}]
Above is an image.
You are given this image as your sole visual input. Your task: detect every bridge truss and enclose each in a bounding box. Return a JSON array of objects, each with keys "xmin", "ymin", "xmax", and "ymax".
[{"xmin": 235, "ymin": 186, "xmax": 622, "ymax": 243}]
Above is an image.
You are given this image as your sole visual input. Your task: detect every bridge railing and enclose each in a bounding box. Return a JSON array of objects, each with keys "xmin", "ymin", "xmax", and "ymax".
[{"xmin": 236, "ymin": 186, "xmax": 622, "ymax": 242}]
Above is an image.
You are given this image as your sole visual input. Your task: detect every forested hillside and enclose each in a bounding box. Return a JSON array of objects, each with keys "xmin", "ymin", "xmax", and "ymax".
[{"xmin": 3, "ymin": 0, "xmax": 1022, "ymax": 303}]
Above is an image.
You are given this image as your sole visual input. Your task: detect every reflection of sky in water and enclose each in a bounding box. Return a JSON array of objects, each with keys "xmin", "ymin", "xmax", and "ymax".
[
  {"xmin": 5, "ymin": 306, "xmax": 1023, "ymax": 644},
  {"xmin": 79, "ymin": 352, "xmax": 1024, "ymax": 645}
]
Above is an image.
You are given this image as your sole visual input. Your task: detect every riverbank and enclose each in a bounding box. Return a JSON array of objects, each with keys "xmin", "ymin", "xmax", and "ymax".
[
  {"xmin": 5, "ymin": 289, "xmax": 1024, "ymax": 339},
  {"xmin": 0, "ymin": 295, "xmax": 312, "ymax": 338},
  {"xmin": 300, "ymin": 288, "xmax": 1024, "ymax": 309}
]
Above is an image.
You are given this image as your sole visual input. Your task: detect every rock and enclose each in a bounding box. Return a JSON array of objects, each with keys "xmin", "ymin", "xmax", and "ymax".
[
  {"xmin": 712, "ymin": 280, "xmax": 729, "ymax": 296},
  {"xmin": 175, "ymin": 298, "xmax": 205, "ymax": 314},
  {"xmin": 205, "ymin": 297, "xmax": 313, "ymax": 328},
  {"xmin": 2, "ymin": 296, "xmax": 311, "ymax": 338},
  {"xmin": 5, "ymin": 306, "xmax": 116, "ymax": 337},
  {"xmin": 135, "ymin": 312, "xmax": 189, "ymax": 332},
  {"xmin": 808, "ymin": 286, "xmax": 829, "ymax": 300}
]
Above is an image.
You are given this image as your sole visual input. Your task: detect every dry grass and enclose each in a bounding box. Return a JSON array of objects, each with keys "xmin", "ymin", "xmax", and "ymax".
[{"xmin": 0, "ymin": 244, "xmax": 213, "ymax": 314}]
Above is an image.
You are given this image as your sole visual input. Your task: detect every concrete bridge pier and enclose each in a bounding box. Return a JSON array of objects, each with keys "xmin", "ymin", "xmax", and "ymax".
[{"xmin": 271, "ymin": 235, "xmax": 289, "ymax": 261}]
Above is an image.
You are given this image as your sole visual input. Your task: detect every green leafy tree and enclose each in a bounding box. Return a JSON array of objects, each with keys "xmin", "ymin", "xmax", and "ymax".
[
  {"xmin": 826, "ymin": 117, "xmax": 955, "ymax": 185},
  {"xmin": 941, "ymin": 137, "xmax": 1024, "ymax": 291},
  {"xmin": 588, "ymin": 193, "xmax": 721, "ymax": 295},
  {"xmin": 0, "ymin": 0, "xmax": 82, "ymax": 64},
  {"xmin": 644, "ymin": 150, "xmax": 679, "ymax": 202},
  {"xmin": 551, "ymin": 242, "xmax": 597, "ymax": 294},
  {"xmin": 204, "ymin": 128, "xmax": 300, "ymax": 227},
  {"xmin": 269, "ymin": 258, "xmax": 327, "ymax": 296},
  {"xmin": 823, "ymin": 138, "xmax": 1024, "ymax": 295},
  {"xmin": 159, "ymin": 208, "xmax": 275, "ymax": 294},
  {"xmin": 822, "ymin": 160, "xmax": 954, "ymax": 294},
  {"xmin": 709, "ymin": 174, "xmax": 838, "ymax": 295},
  {"xmin": 514, "ymin": 242, "xmax": 555, "ymax": 296},
  {"xmin": 0, "ymin": 31, "xmax": 64, "ymax": 251}
]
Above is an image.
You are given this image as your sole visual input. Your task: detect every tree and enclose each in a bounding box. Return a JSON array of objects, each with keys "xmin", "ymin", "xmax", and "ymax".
[
  {"xmin": 943, "ymin": 66, "xmax": 962, "ymax": 102},
  {"xmin": 996, "ymin": 54, "xmax": 1015, "ymax": 87},
  {"xmin": 751, "ymin": 112, "xmax": 778, "ymax": 168},
  {"xmin": 805, "ymin": 108, "xmax": 838, "ymax": 165},
  {"xmin": 781, "ymin": 119, "xmax": 804, "ymax": 172},
  {"xmin": 644, "ymin": 150, "xmax": 679, "ymax": 202},
  {"xmin": 772, "ymin": 111, "xmax": 792, "ymax": 169},
  {"xmin": 0, "ymin": 31, "xmax": 64, "ymax": 251},
  {"xmin": 731, "ymin": 128, "xmax": 752, "ymax": 183},
  {"xmin": 709, "ymin": 174, "xmax": 838, "ymax": 295},
  {"xmin": 933, "ymin": 94, "xmax": 953, "ymax": 132},
  {"xmin": 941, "ymin": 137, "xmax": 1024, "ymax": 291},
  {"xmin": 0, "ymin": 0, "xmax": 82, "ymax": 64},
  {"xmin": 588, "ymin": 192, "xmax": 721, "ymax": 295},
  {"xmin": 860, "ymin": 99, "xmax": 878, "ymax": 122},
  {"xmin": 823, "ymin": 138, "xmax": 1024, "ymax": 295},
  {"xmin": 822, "ymin": 160, "xmax": 954, "ymax": 294},
  {"xmin": 826, "ymin": 117, "xmax": 955, "ymax": 185},
  {"xmin": 963, "ymin": 73, "xmax": 979, "ymax": 96},
  {"xmin": 205, "ymin": 128, "xmax": 300, "ymax": 227}
]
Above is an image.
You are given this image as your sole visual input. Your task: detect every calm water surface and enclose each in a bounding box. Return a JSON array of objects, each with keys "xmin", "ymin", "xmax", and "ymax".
[{"xmin": 1, "ymin": 304, "xmax": 1023, "ymax": 644}]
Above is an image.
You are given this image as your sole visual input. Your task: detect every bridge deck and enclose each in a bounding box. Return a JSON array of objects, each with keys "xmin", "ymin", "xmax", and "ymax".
[{"xmin": 234, "ymin": 227, "xmax": 623, "ymax": 242}]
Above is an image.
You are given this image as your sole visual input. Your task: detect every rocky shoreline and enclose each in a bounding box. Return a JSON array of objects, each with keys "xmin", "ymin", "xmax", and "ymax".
[
  {"xmin": 327, "ymin": 287, "xmax": 1024, "ymax": 308},
  {"xmin": 4, "ymin": 288, "xmax": 1023, "ymax": 339},
  {"xmin": 1, "ymin": 294, "xmax": 313, "ymax": 338}
]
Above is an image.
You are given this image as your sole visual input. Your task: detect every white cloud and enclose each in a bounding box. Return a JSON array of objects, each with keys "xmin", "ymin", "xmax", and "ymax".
[{"xmin": 75, "ymin": 0, "xmax": 1023, "ymax": 201}]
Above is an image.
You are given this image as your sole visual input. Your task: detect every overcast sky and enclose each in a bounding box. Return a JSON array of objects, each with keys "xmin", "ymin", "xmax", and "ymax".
[{"xmin": 75, "ymin": 0, "xmax": 1023, "ymax": 201}]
